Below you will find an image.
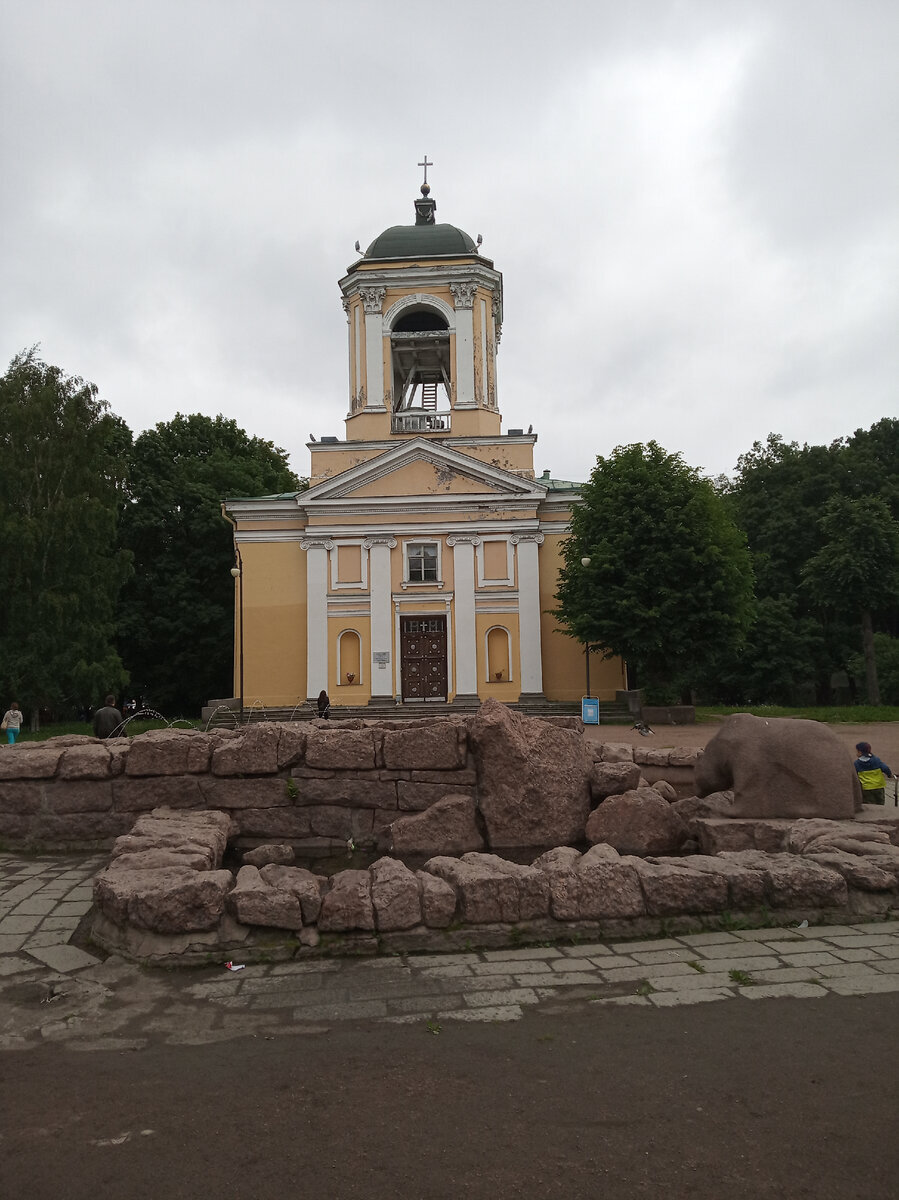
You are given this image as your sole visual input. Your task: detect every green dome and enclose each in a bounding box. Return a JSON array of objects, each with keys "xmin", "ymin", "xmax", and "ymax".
[{"xmin": 365, "ymin": 222, "xmax": 477, "ymax": 259}]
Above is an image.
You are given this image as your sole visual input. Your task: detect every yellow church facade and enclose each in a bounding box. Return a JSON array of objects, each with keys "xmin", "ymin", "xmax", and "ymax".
[{"xmin": 224, "ymin": 177, "xmax": 625, "ymax": 711}]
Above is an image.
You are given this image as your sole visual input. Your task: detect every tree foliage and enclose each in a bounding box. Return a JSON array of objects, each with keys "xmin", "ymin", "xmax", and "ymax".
[
  {"xmin": 0, "ymin": 350, "xmax": 132, "ymax": 722},
  {"xmin": 726, "ymin": 421, "xmax": 899, "ymax": 703},
  {"xmin": 118, "ymin": 413, "xmax": 299, "ymax": 714},
  {"xmin": 553, "ymin": 441, "xmax": 754, "ymax": 698},
  {"xmin": 802, "ymin": 495, "xmax": 899, "ymax": 705}
]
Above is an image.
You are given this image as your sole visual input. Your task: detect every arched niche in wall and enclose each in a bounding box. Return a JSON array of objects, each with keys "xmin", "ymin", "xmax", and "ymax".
[
  {"xmin": 485, "ymin": 625, "xmax": 512, "ymax": 682},
  {"xmin": 338, "ymin": 630, "xmax": 362, "ymax": 685}
]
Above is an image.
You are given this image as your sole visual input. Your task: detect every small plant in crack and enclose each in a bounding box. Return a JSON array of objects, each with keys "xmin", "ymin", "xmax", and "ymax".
[
  {"xmin": 425, "ymin": 1019, "xmax": 441, "ymax": 1035},
  {"xmin": 285, "ymin": 778, "xmax": 299, "ymax": 801},
  {"xmin": 634, "ymin": 979, "xmax": 656, "ymax": 996},
  {"xmin": 687, "ymin": 960, "xmax": 706, "ymax": 973},
  {"xmin": 729, "ymin": 969, "xmax": 755, "ymax": 986}
]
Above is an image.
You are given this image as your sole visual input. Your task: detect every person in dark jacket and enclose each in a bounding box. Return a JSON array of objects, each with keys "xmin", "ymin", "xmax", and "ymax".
[
  {"xmin": 854, "ymin": 742, "xmax": 894, "ymax": 805},
  {"xmin": 316, "ymin": 690, "xmax": 331, "ymax": 720},
  {"xmin": 93, "ymin": 695, "xmax": 123, "ymax": 739}
]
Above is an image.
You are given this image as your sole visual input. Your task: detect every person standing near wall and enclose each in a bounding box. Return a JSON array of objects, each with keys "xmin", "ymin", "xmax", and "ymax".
[
  {"xmin": 93, "ymin": 694, "xmax": 123, "ymax": 739},
  {"xmin": 1, "ymin": 701, "xmax": 23, "ymax": 744},
  {"xmin": 854, "ymin": 742, "xmax": 894, "ymax": 805}
]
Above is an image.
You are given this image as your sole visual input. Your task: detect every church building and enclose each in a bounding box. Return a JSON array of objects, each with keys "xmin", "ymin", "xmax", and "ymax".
[{"xmin": 223, "ymin": 170, "xmax": 625, "ymax": 711}]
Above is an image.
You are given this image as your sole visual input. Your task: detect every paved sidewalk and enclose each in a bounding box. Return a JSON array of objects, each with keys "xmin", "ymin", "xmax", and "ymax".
[{"xmin": 2, "ymin": 852, "xmax": 898, "ymax": 1052}]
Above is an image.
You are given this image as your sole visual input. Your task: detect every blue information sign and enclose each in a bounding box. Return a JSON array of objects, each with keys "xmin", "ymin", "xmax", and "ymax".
[{"xmin": 581, "ymin": 697, "xmax": 599, "ymax": 725}]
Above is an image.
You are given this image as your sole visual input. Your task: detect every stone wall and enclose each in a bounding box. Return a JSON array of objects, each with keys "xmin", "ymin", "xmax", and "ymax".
[
  {"xmin": 90, "ymin": 806, "xmax": 899, "ymax": 965},
  {"xmin": 0, "ymin": 719, "xmax": 480, "ymax": 855}
]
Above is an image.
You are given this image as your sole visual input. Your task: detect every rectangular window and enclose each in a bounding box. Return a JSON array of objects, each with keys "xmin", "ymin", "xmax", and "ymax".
[{"xmin": 407, "ymin": 543, "xmax": 438, "ymax": 583}]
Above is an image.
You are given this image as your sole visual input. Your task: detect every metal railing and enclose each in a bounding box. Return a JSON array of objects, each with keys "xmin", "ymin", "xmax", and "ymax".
[{"xmin": 392, "ymin": 409, "xmax": 451, "ymax": 434}]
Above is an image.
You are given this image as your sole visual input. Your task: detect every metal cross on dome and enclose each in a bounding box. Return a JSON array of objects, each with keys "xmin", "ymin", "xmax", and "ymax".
[{"xmin": 418, "ymin": 155, "xmax": 433, "ymax": 187}]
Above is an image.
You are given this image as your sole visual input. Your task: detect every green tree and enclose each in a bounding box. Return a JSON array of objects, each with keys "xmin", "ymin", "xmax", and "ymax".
[
  {"xmin": 118, "ymin": 414, "xmax": 299, "ymax": 714},
  {"xmin": 553, "ymin": 441, "xmax": 754, "ymax": 700},
  {"xmin": 0, "ymin": 350, "xmax": 132, "ymax": 725},
  {"xmin": 802, "ymin": 495, "xmax": 899, "ymax": 705}
]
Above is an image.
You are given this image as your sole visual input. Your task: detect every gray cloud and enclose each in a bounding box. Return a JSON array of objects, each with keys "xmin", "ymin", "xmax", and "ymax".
[{"xmin": 1, "ymin": 0, "xmax": 896, "ymax": 484}]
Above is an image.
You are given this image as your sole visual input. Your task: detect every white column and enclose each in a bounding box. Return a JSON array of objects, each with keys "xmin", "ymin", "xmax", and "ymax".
[
  {"xmin": 448, "ymin": 535, "xmax": 480, "ymax": 696},
  {"xmin": 300, "ymin": 538, "xmax": 333, "ymax": 700},
  {"xmin": 360, "ymin": 286, "xmax": 386, "ymax": 411},
  {"xmin": 450, "ymin": 283, "xmax": 477, "ymax": 408},
  {"xmin": 513, "ymin": 533, "xmax": 545, "ymax": 695},
  {"xmin": 364, "ymin": 536, "xmax": 396, "ymax": 697}
]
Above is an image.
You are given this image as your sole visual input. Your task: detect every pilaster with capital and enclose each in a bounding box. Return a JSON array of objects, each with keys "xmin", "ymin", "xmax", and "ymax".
[
  {"xmin": 368, "ymin": 537, "xmax": 395, "ymax": 697},
  {"xmin": 451, "ymin": 535, "xmax": 478, "ymax": 696},
  {"xmin": 451, "ymin": 284, "xmax": 476, "ymax": 408},
  {"xmin": 361, "ymin": 287, "xmax": 387, "ymax": 409},
  {"xmin": 514, "ymin": 534, "xmax": 544, "ymax": 694}
]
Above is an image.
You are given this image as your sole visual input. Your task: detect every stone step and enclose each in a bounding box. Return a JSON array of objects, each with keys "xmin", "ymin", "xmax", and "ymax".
[{"xmin": 205, "ymin": 699, "xmax": 635, "ymax": 728}]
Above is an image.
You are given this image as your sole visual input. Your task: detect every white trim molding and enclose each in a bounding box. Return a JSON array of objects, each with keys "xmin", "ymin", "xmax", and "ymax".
[
  {"xmin": 383, "ymin": 292, "xmax": 455, "ymax": 332},
  {"xmin": 475, "ymin": 536, "xmax": 513, "ymax": 586},
  {"xmin": 329, "ymin": 540, "xmax": 369, "ymax": 591}
]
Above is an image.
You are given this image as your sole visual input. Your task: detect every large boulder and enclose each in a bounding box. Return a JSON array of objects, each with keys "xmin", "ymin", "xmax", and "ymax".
[
  {"xmin": 424, "ymin": 855, "xmax": 518, "ymax": 923},
  {"xmin": 694, "ymin": 714, "xmax": 862, "ymax": 819},
  {"xmin": 370, "ymin": 858, "xmax": 422, "ymax": 930},
  {"xmin": 243, "ymin": 843, "xmax": 296, "ymax": 868},
  {"xmin": 227, "ymin": 864, "xmax": 304, "ymax": 929},
  {"xmin": 576, "ymin": 845, "xmax": 645, "ymax": 919},
  {"xmin": 589, "ymin": 761, "xmax": 642, "ymax": 801},
  {"xmin": 719, "ymin": 850, "xmax": 849, "ymax": 908},
  {"xmin": 585, "ymin": 788, "xmax": 687, "ymax": 855},
  {"xmin": 259, "ymin": 864, "xmax": 327, "ymax": 924},
  {"xmin": 632, "ymin": 858, "xmax": 729, "ymax": 915},
  {"xmin": 386, "ymin": 794, "xmax": 484, "ymax": 857},
  {"xmin": 461, "ymin": 852, "xmax": 550, "ymax": 920},
  {"xmin": 318, "ymin": 869, "xmax": 375, "ymax": 931},
  {"xmin": 94, "ymin": 865, "xmax": 233, "ymax": 933},
  {"xmin": 415, "ymin": 870, "xmax": 457, "ymax": 927},
  {"xmin": 469, "ymin": 698, "xmax": 590, "ymax": 848}
]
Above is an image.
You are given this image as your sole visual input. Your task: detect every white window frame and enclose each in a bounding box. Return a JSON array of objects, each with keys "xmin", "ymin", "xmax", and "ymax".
[
  {"xmin": 476, "ymin": 536, "xmax": 513, "ymax": 587},
  {"xmin": 402, "ymin": 539, "xmax": 443, "ymax": 589},
  {"xmin": 329, "ymin": 540, "xmax": 369, "ymax": 591}
]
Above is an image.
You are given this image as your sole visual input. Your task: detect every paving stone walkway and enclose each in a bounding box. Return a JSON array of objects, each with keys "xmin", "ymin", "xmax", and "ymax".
[{"xmin": 1, "ymin": 852, "xmax": 898, "ymax": 1051}]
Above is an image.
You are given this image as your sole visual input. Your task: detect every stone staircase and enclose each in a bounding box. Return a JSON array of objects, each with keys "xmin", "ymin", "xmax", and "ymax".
[{"xmin": 203, "ymin": 697, "xmax": 635, "ymax": 728}]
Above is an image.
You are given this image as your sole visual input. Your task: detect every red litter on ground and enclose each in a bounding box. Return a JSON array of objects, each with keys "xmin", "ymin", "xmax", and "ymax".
[{"xmin": 224, "ymin": 962, "xmax": 246, "ymax": 972}]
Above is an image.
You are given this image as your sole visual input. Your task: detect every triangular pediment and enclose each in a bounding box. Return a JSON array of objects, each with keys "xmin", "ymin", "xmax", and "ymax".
[{"xmin": 302, "ymin": 439, "xmax": 543, "ymax": 505}]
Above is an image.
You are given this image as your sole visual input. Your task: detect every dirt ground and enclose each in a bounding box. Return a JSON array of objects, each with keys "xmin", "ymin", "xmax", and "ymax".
[{"xmin": 584, "ymin": 718, "xmax": 899, "ymax": 769}]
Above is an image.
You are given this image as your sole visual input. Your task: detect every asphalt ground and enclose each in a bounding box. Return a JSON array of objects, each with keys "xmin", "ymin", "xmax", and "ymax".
[{"xmin": 2, "ymin": 994, "xmax": 897, "ymax": 1200}]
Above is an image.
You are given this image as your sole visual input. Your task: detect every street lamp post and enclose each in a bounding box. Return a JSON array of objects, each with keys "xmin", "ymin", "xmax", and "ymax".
[
  {"xmin": 580, "ymin": 556, "xmax": 594, "ymax": 699},
  {"xmin": 230, "ymin": 550, "xmax": 244, "ymax": 723}
]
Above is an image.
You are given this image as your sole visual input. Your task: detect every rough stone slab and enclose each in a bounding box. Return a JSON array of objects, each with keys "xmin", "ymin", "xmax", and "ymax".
[
  {"xmin": 814, "ymin": 962, "xmax": 882, "ymax": 979},
  {"xmin": 0, "ymin": 746, "xmax": 63, "ymax": 779},
  {"xmin": 649, "ymin": 987, "xmax": 733, "ymax": 1007},
  {"xmin": 695, "ymin": 940, "xmax": 787, "ymax": 959},
  {"xmin": 288, "ymin": 776, "xmax": 397, "ymax": 809},
  {"xmin": 517, "ymin": 973, "xmax": 599, "ymax": 988},
  {"xmin": 211, "ymin": 724, "xmax": 281, "ymax": 776},
  {"xmin": 463, "ymin": 987, "xmax": 539, "ymax": 1008},
  {"xmin": 58, "ymin": 745, "xmax": 114, "ymax": 780},
  {"xmin": 483, "ymin": 946, "xmax": 564, "ymax": 961},
  {"xmin": 198, "ymin": 777, "xmax": 291, "ymax": 810},
  {"xmin": 124, "ymin": 730, "xmax": 214, "ymax": 776},
  {"xmin": 688, "ymin": 956, "xmax": 780, "ymax": 974},
  {"xmin": 825, "ymin": 974, "xmax": 899, "ymax": 996},
  {"xmin": 630, "ymin": 948, "xmax": 696, "ymax": 965},
  {"xmin": 738, "ymin": 982, "xmax": 828, "ymax": 999},
  {"xmin": 291, "ymin": 999, "xmax": 388, "ymax": 1021},
  {"xmin": 739, "ymin": 967, "xmax": 817, "ymax": 985},
  {"xmin": 597, "ymin": 962, "xmax": 701, "ymax": 983},
  {"xmin": 441, "ymin": 1005, "xmax": 523, "ymax": 1022},
  {"xmin": 26, "ymin": 944, "xmax": 101, "ymax": 971},
  {"xmin": 645, "ymin": 971, "xmax": 736, "ymax": 991},
  {"xmin": 780, "ymin": 952, "xmax": 843, "ymax": 968},
  {"xmin": 589, "ymin": 995, "xmax": 650, "ymax": 1007},
  {"xmin": 382, "ymin": 724, "xmax": 467, "ymax": 771},
  {"xmin": 678, "ymin": 931, "xmax": 745, "ymax": 947},
  {"xmin": 0, "ymin": 956, "xmax": 41, "ymax": 976},
  {"xmin": 112, "ymin": 776, "xmax": 205, "ymax": 812},
  {"xmin": 304, "ymin": 728, "xmax": 377, "ymax": 770}
]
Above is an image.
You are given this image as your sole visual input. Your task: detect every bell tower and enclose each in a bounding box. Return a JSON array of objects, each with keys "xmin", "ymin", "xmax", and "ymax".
[{"xmin": 338, "ymin": 163, "xmax": 504, "ymax": 442}]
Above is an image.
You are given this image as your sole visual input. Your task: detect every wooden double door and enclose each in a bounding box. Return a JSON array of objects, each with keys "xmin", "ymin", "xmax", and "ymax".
[{"xmin": 400, "ymin": 615, "xmax": 448, "ymax": 701}]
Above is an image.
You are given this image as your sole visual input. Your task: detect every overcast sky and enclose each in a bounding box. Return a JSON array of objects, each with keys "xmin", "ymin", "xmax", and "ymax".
[{"xmin": 2, "ymin": 0, "xmax": 896, "ymax": 485}]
